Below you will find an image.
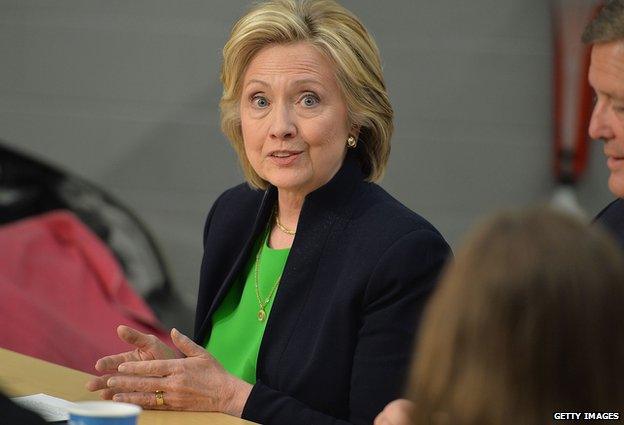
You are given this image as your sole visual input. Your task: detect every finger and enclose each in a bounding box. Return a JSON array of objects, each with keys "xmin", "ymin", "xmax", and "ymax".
[
  {"xmin": 86, "ymin": 374, "xmax": 125, "ymax": 400},
  {"xmin": 380, "ymin": 399, "xmax": 414, "ymax": 424},
  {"xmin": 95, "ymin": 351, "xmax": 138, "ymax": 372},
  {"xmin": 106, "ymin": 375, "xmax": 167, "ymax": 393},
  {"xmin": 117, "ymin": 358, "xmax": 179, "ymax": 376},
  {"xmin": 390, "ymin": 399, "xmax": 414, "ymax": 410},
  {"xmin": 374, "ymin": 416, "xmax": 392, "ymax": 425},
  {"xmin": 86, "ymin": 374, "xmax": 113, "ymax": 391},
  {"xmin": 117, "ymin": 325, "xmax": 157, "ymax": 350},
  {"xmin": 100, "ymin": 386, "xmax": 124, "ymax": 400},
  {"xmin": 171, "ymin": 328, "xmax": 206, "ymax": 358},
  {"xmin": 112, "ymin": 392, "xmax": 173, "ymax": 411}
]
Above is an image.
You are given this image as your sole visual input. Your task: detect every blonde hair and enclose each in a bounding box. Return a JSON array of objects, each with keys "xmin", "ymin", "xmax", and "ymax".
[
  {"xmin": 220, "ymin": 0, "xmax": 393, "ymax": 189},
  {"xmin": 407, "ymin": 208, "xmax": 624, "ymax": 425}
]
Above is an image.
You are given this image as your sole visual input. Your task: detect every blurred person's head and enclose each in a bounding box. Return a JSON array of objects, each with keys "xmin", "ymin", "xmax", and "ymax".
[
  {"xmin": 219, "ymin": 0, "xmax": 393, "ymax": 191},
  {"xmin": 406, "ymin": 208, "xmax": 624, "ymax": 425},
  {"xmin": 583, "ymin": 1, "xmax": 624, "ymax": 198}
]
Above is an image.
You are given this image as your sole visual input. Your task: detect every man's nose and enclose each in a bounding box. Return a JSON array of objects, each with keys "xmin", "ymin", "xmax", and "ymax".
[{"xmin": 588, "ymin": 101, "xmax": 614, "ymax": 142}]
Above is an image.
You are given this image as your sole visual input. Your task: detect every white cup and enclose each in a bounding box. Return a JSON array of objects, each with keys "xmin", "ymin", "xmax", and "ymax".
[{"xmin": 67, "ymin": 401, "xmax": 142, "ymax": 425}]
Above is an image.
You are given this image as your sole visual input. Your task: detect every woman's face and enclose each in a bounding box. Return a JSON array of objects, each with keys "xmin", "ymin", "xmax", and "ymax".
[{"xmin": 240, "ymin": 42, "xmax": 352, "ymax": 196}]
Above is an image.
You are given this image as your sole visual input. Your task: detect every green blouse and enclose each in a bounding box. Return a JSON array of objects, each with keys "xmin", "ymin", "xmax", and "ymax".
[{"xmin": 205, "ymin": 229, "xmax": 290, "ymax": 384}]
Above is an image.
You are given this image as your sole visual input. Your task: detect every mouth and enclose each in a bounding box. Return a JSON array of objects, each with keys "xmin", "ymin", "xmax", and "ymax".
[
  {"xmin": 268, "ymin": 150, "xmax": 303, "ymax": 166},
  {"xmin": 607, "ymin": 155, "xmax": 624, "ymax": 170}
]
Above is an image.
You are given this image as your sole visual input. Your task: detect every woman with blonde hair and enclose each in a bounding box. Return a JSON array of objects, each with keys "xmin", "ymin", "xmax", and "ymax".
[
  {"xmin": 86, "ymin": 1, "xmax": 450, "ymax": 424},
  {"xmin": 376, "ymin": 208, "xmax": 624, "ymax": 425}
]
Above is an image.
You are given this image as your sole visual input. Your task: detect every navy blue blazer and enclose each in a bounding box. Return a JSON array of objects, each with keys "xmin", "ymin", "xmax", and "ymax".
[
  {"xmin": 193, "ymin": 155, "xmax": 450, "ymax": 425},
  {"xmin": 594, "ymin": 198, "xmax": 624, "ymax": 248}
]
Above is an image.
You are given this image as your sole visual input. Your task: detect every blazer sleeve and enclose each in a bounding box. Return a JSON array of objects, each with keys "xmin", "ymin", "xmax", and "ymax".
[{"xmin": 242, "ymin": 228, "xmax": 451, "ymax": 425}]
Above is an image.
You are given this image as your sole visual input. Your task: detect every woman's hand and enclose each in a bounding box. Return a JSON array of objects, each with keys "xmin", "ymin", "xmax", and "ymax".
[
  {"xmin": 374, "ymin": 399, "xmax": 415, "ymax": 425},
  {"xmin": 98, "ymin": 328, "xmax": 252, "ymax": 416},
  {"xmin": 86, "ymin": 325, "xmax": 180, "ymax": 398}
]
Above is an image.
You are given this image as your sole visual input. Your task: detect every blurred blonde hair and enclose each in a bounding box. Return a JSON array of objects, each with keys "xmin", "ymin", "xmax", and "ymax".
[
  {"xmin": 220, "ymin": 0, "xmax": 393, "ymax": 189},
  {"xmin": 407, "ymin": 208, "xmax": 624, "ymax": 425}
]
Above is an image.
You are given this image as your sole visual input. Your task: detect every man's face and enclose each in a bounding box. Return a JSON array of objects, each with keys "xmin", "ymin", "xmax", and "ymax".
[{"xmin": 588, "ymin": 40, "xmax": 624, "ymax": 198}]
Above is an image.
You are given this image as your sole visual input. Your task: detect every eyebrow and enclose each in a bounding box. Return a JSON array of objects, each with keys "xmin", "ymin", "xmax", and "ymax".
[
  {"xmin": 244, "ymin": 79, "xmax": 269, "ymax": 89},
  {"xmin": 595, "ymin": 88, "xmax": 624, "ymax": 101},
  {"xmin": 589, "ymin": 73, "xmax": 624, "ymax": 100},
  {"xmin": 243, "ymin": 78, "xmax": 325, "ymax": 89},
  {"xmin": 291, "ymin": 78, "xmax": 324, "ymax": 87}
]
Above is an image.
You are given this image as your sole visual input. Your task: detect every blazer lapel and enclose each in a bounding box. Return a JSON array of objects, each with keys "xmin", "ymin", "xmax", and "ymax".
[
  {"xmin": 257, "ymin": 155, "xmax": 363, "ymax": 383},
  {"xmin": 196, "ymin": 187, "xmax": 277, "ymax": 342}
]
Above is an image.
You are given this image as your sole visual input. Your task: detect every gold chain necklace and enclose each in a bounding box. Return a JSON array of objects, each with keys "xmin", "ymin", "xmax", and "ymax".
[
  {"xmin": 254, "ymin": 230, "xmax": 282, "ymax": 322},
  {"xmin": 274, "ymin": 206, "xmax": 296, "ymax": 235}
]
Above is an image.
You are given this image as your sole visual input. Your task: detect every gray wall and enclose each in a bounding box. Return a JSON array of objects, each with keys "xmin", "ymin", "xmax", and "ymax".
[{"xmin": 0, "ymin": 1, "xmax": 613, "ymax": 324}]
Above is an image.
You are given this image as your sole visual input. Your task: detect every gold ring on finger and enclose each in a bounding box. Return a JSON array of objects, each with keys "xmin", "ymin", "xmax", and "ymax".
[{"xmin": 155, "ymin": 390, "xmax": 165, "ymax": 406}]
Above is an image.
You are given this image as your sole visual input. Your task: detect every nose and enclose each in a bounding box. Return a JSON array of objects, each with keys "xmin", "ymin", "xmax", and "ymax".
[
  {"xmin": 269, "ymin": 103, "xmax": 297, "ymax": 141},
  {"xmin": 588, "ymin": 100, "xmax": 614, "ymax": 142}
]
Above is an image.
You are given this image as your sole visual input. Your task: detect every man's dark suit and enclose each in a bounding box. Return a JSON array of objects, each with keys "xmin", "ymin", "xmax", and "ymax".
[
  {"xmin": 594, "ymin": 198, "xmax": 624, "ymax": 248},
  {"xmin": 193, "ymin": 154, "xmax": 450, "ymax": 425}
]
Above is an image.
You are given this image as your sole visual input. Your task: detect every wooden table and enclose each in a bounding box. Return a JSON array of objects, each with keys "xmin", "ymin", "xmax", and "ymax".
[{"xmin": 0, "ymin": 347, "xmax": 257, "ymax": 425}]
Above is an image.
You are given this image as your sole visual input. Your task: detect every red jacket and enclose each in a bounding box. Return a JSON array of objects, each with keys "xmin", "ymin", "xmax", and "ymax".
[{"xmin": 0, "ymin": 210, "xmax": 173, "ymax": 373}]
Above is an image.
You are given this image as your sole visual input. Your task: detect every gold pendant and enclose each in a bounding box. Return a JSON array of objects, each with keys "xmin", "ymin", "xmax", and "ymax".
[{"xmin": 258, "ymin": 309, "xmax": 266, "ymax": 322}]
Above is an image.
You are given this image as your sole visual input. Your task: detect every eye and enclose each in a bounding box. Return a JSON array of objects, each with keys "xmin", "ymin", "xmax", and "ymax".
[
  {"xmin": 300, "ymin": 93, "xmax": 319, "ymax": 108},
  {"xmin": 251, "ymin": 95, "xmax": 269, "ymax": 108}
]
